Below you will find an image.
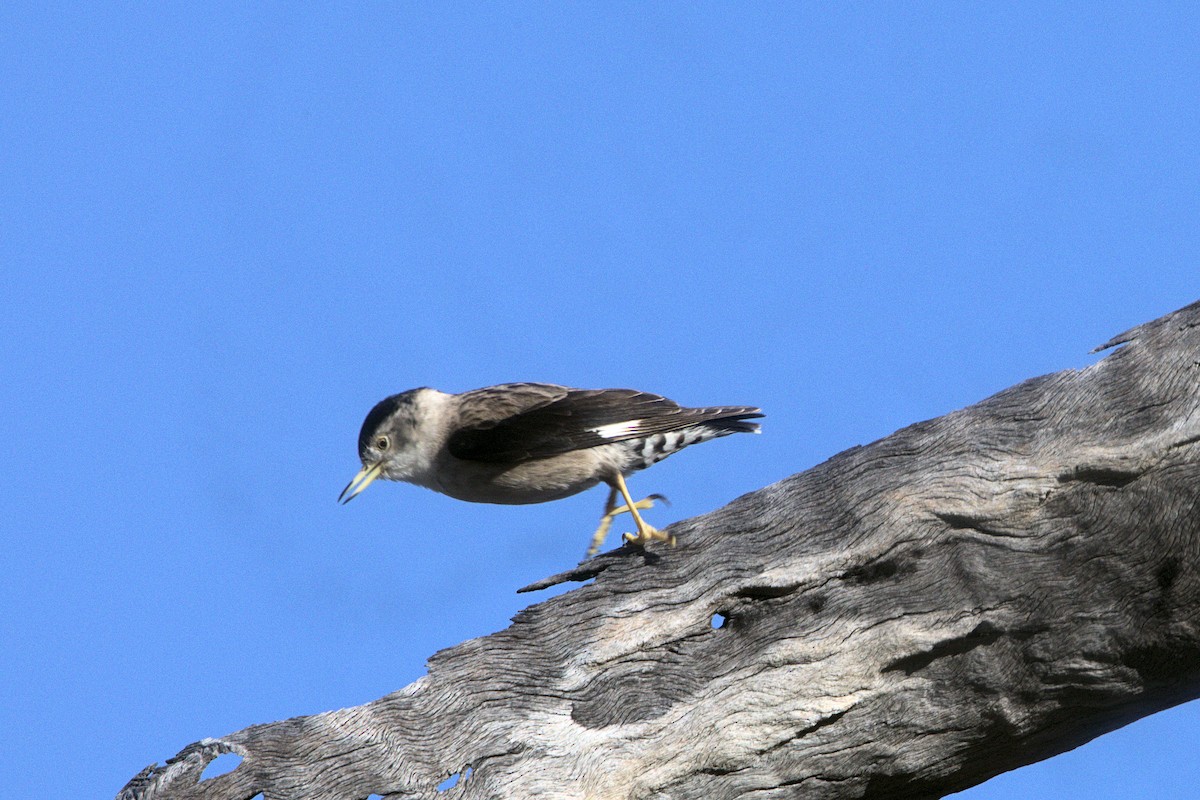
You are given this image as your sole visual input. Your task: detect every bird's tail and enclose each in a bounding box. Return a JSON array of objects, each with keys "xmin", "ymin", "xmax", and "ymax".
[{"xmin": 703, "ymin": 408, "xmax": 764, "ymax": 435}]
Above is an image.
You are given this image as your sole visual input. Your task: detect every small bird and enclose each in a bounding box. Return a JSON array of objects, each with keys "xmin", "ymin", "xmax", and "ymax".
[{"xmin": 339, "ymin": 383, "xmax": 763, "ymax": 557}]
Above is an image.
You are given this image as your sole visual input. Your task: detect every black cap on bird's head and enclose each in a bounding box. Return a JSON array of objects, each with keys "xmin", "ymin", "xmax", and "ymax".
[
  {"xmin": 356, "ymin": 390, "xmax": 424, "ymax": 461},
  {"xmin": 340, "ymin": 388, "xmax": 428, "ymax": 503}
]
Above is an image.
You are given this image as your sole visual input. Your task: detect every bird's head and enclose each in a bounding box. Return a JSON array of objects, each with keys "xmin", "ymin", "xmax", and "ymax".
[{"xmin": 339, "ymin": 389, "xmax": 431, "ymax": 503}]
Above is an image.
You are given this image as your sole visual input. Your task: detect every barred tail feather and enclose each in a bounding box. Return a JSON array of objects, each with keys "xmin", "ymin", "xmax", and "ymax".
[
  {"xmin": 707, "ymin": 414, "xmax": 763, "ymax": 435},
  {"xmin": 698, "ymin": 406, "xmax": 763, "ymax": 435}
]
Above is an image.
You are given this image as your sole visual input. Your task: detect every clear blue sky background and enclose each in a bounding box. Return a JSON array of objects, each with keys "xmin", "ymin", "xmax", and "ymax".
[{"xmin": 2, "ymin": 4, "xmax": 1197, "ymax": 798}]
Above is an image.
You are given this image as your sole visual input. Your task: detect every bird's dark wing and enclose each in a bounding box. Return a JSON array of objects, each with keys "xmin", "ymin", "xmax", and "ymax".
[
  {"xmin": 448, "ymin": 386, "xmax": 762, "ymax": 463},
  {"xmin": 452, "ymin": 383, "xmax": 571, "ymax": 430}
]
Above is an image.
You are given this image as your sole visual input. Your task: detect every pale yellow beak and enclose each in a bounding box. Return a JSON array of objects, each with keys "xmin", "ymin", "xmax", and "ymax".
[{"xmin": 339, "ymin": 462, "xmax": 384, "ymax": 504}]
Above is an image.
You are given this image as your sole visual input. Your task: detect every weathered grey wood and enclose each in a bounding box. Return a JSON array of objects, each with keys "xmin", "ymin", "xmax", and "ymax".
[{"xmin": 119, "ymin": 300, "xmax": 1200, "ymax": 800}]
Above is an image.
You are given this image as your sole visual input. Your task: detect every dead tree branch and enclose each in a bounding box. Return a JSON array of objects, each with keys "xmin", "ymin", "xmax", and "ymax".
[{"xmin": 120, "ymin": 300, "xmax": 1200, "ymax": 800}]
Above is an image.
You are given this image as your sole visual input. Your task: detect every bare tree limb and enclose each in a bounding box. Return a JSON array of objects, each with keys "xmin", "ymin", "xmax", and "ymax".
[{"xmin": 120, "ymin": 300, "xmax": 1200, "ymax": 800}]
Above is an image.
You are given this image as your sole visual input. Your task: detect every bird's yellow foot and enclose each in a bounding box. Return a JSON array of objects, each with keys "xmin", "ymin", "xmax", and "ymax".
[
  {"xmin": 585, "ymin": 494, "xmax": 666, "ymax": 557},
  {"xmin": 621, "ymin": 526, "xmax": 676, "ymax": 549}
]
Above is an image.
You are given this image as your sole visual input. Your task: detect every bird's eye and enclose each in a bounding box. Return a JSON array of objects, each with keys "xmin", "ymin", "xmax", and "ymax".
[{"xmin": 375, "ymin": 436, "xmax": 390, "ymax": 451}]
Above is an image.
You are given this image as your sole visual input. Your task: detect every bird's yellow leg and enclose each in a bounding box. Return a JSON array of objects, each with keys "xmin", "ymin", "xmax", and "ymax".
[
  {"xmin": 585, "ymin": 488, "xmax": 620, "ymax": 557},
  {"xmin": 613, "ymin": 472, "xmax": 676, "ymax": 550},
  {"xmin": 585, "ymin": 486, "xmax": 665, "ymax": 557}
]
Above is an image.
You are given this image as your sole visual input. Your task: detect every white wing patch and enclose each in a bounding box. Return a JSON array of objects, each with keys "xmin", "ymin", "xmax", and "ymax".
[{"xmin": 591, "ymin": 420, "xmax": 644, "ymax": 439}]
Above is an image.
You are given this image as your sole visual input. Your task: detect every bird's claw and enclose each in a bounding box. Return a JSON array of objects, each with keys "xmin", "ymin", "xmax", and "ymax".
[
  {"xmin": 585, "ymin": 494, "xmax": 667, "ymax": 557},
  {"xmin": 621, "ymin": 526, "xmax": 676, "ymax": 549}
]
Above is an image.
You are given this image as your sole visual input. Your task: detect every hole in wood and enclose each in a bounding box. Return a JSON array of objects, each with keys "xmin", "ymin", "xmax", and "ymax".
[
  {"xmin": 437, "ymin": 765, "xmax": 472, "ymax": 792},
  {"xmin": 199, "ymin": 752, "xmax": 243, "ymax": 781},
  {"xmin": 711, "ymin": 612, "xmax": 727, "ymax": 629}
]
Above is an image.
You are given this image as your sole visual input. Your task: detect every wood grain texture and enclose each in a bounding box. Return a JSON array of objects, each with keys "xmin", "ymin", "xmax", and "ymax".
[{"xmin": 119, "ymin": 300, "xmax": 1200, "ymax": 800}]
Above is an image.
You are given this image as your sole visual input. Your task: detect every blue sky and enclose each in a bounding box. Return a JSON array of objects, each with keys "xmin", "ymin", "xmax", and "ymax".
[{"xmin": 2, "ymin": 4, "xmax": 1198, "ymax": 798}]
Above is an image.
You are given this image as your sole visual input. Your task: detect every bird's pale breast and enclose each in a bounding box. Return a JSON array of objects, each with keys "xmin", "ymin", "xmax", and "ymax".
[{"xmin": 433, "ymin": 446, "xmax": 620, "ymax": 505}]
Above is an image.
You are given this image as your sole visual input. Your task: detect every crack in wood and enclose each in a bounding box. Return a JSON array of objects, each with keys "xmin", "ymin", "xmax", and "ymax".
[
  {"xmin": 882, "ymin": 621, "xmax": 1006, "ymax": 675},
  {"xmin": 1058, "ymin": 466, "xmax": 1141, "ymax": 488}
]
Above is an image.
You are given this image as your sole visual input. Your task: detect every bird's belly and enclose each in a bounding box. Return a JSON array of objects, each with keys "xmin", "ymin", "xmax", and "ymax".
[{"xmin": 435, "ymin": 453, "xmax": 608, "ymax": 505}]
